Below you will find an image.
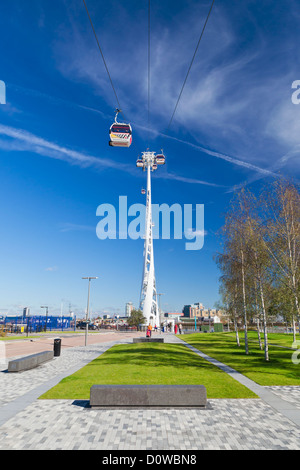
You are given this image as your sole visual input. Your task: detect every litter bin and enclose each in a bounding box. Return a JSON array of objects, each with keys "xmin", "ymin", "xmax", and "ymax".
[{"xmin": 53, "ymin": 338, "xmax": 61, "ymax": 357}]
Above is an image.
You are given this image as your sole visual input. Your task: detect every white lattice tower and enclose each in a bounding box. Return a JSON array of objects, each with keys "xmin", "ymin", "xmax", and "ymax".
[{"xmin": 138, "ymin": 151, "xmax": 159, "ymax": 326}]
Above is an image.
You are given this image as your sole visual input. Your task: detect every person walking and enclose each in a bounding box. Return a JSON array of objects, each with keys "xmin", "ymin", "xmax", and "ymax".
[
  {"xmin": 179, "ymin": 323, "xmax": 182, "ymax": 334},
  {"xmin": 147, "ymin": 324, "xmax": 153, "ymax": 337}
]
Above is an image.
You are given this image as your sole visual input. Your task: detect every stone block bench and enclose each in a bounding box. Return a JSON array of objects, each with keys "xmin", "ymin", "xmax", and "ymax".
[
  {"xmin": 133, "ymin": 337, "xmax": 164, "ymax": 343},
  {"xmin": 90, "ymin": 384, "xmax": 207, "ymax": 408},
  {"xmin": 7, "ymin": 351, "xmax": 54, "ymax": 372}
]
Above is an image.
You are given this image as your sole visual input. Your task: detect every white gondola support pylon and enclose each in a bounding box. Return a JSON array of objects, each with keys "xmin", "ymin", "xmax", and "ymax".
[{"xmin": 137, "ymin": 150, "xmax": 165, "ymax": 327}]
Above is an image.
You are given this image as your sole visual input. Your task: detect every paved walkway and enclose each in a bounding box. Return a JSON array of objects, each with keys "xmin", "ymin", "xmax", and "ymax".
[{"xmin": 0, "ymin": 332, "xmax": 300, "ymax": 450}]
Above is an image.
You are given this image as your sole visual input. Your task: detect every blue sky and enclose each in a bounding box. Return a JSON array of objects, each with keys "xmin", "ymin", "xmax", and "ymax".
[{"xmin": 0, "ymin": 0, "xmax": 299, "ymax": 318}]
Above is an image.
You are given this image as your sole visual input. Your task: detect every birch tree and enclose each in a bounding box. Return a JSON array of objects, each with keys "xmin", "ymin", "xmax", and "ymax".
[
  {"xmin": 219, "ymin": 200, "xmax": 251, "ymax": 355},
  {"xmin": 262, "ymin": 180, "xmax": 300, "ymax": 337},
  {"xmin": 235, "ymin": 188, "xmax": 271, "ymax": 361},
  {"xmin": 216, "ymin": 253, "xmax": 241, "ymax": 347}
]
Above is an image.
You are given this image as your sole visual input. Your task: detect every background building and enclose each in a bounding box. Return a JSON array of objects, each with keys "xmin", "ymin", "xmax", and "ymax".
[
  {"xmin": 182, "ymin": 303, "xmax": 224, "ymax": 321},
  {"xmin": 164, "ymin": 312, "xmax": 184, "ymax": 322},
  {"xmin": 125, "ymin": 302, "xmax": 134, "ymax": 317}
]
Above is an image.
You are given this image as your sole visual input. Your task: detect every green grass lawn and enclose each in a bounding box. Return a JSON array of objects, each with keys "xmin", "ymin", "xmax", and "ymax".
[
  {"xmin": 39, "ymin": 342, "xmax": 258, "ymax": 400},
  {"xmin": 180, "ymin": 332, "xmax": 300, "ymax": 386},
  {"xmin": 0, "ymin": 335, "xmax": 40, "ymax": 340},
  {"xmin": 239, "ymin": 330, "xmax": 298, "ymax": 349}
]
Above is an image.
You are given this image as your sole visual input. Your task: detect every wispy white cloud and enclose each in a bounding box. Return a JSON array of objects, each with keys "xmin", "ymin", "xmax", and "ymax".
[
  {"xmin": 155, "ymin": 170, "xmax": 226, "ymax": 188},
  {"xmin": 0, "ymin": 123, "xmax": 132, "ymax": 172},
  {"xmin": 9, "ymin": 83, "xmax": 108, "ymax": 119},
  {"xmin": 157, "ymin": 132, "xmax": 278, "ymax": 177},
  {"xmin": 45, "ymin": 266, "xmax": 58, "ymax": 272},
  {"xmin": 0, "ymin": 124, "xmax": 223, "ymax": 188},
  {"xmin": 185, "ymin": 228, "xmax": 207, "ymax": 237}
]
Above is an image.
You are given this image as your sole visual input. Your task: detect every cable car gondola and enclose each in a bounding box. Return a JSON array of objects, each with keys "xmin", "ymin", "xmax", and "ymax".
[
  {"xmin": 109, "ymin": 109, "xmax": 132, "ymax": 147},
  {"xmin": 141, "ymin": 188, "xmax": 146, "ymax": 195},
  {"xmin": 155, "ymin": 151, "xmax": 165, "ymax": 165},
  {"xmin": 136, "ymin": 159, "xmax": 144, "ymax": 168}
]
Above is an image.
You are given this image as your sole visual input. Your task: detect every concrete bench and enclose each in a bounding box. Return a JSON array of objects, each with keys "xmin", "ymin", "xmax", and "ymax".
[
  {"xmin": 133, "ymin": 337, "xmax": 164, "ymax": 343},
  {"xmin": 8, "ymin": 351, "xmax": 54, "ymax": 372},
  {"xmin": 90, "ymin": 384, "xmax": 207, "ymax": 408}
]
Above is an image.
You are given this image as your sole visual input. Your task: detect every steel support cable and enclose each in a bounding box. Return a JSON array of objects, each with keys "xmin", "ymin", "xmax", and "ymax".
[
  {"xmin": 83, "ymin": 0, "xmax": 145, "ymax": 152},
  {"xmin": 148, "ymin": 0, "xmax": 151, "ymax": 146},
  {"xmin": 83, "ymin": 0, "xmax": 122, "ymax": 112},
  {"xmin": 165, "ymin": 0, "xmax": 215, "ymax": 134}
]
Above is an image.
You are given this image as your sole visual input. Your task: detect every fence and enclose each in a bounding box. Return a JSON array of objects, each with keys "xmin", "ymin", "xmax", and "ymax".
[{"xmin": 0, "ymin": 315, "xmax": 76, "ymax": 333}]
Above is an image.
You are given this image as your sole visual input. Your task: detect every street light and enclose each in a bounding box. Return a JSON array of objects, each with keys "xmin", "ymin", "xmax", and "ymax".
[
  {"xmin": 40, "ymin": 306, "xmax": 48, "ymax": 332},
  {"xmin": 82, "ymin": 277, "xmax": 98, "ymax": 346}
]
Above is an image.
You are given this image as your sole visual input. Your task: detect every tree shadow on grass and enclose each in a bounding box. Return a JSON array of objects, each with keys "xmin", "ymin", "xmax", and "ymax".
[
  {"xmin": 88, "ymin": 343, "xmax": 217, "ymax": 371},
  {"xmin": 184, "ymin": 337, "xmax": 300, "ymax": 384}
]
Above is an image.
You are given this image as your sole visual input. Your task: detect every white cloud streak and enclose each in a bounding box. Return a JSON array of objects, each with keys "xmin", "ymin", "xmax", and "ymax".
[
  {"xmin": 156, "ymin": 131, "xmax": 278, "ymax": 177},
  {"xmin": 0, "ymin": 124, "xmax": 224, "ymax": 188},
  {"xmin": 0, "ymin": 123, "xmax": 132, "ymax": 172}
]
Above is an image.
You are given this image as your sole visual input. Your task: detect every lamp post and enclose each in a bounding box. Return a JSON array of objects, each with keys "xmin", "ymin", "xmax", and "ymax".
[
  {"xmin": 40, "ymin": 306, "xmax": 48, "ymax": 332},
  {"xmin": 82, "ymin": 277, "xmax": 98, "ymax": 346}
]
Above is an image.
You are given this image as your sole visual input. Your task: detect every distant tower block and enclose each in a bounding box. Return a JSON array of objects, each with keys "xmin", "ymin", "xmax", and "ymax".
[{"xmin": 136, "ymin": 150, "xmax": 165, "ymax": 326}]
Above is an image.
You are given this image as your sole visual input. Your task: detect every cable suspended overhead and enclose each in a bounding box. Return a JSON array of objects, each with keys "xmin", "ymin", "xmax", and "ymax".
[
  {"xmin": 165, "ymin": 0, "xmax": 215, "ymax": 134},
  {"xmin": 82, "ymin": 0, "xmax": 133, "ymax": 148}
]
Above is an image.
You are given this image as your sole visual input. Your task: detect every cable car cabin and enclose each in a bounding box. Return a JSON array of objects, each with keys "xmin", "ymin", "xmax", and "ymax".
[
  {"xmin": 141, "ymin": 188, "xmax": 146, "ymax": 195},
  {"xmin": 109, "ymin": 123, "xmax": 132, "ymax": 147},
  {"xmin": 152, "ymin": 164, "xmax": 157, "ymax": 170},
  {"xmin": 136, "ymin": 159, "xmax": 144, "ymax": 167},
  {"xmin": 155, "ymin": 154, "xmax": 165, "ymax": 165}
]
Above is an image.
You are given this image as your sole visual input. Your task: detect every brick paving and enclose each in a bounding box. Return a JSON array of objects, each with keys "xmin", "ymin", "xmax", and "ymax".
[{"xmin": 0, "ymin": 331, "xmax": 300, "ymax": 450}]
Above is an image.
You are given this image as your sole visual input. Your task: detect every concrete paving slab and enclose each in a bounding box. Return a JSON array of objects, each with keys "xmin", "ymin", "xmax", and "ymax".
[{"xmin": 0, "ymin": 332, "xmax": 300, "ymax": 450}]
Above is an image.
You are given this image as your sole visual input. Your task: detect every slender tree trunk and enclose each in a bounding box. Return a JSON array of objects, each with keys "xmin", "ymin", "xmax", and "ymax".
[
  {"xmin": 234, "ymin": 310, "xmax": 240, "ymax": 347},
  {"xmin": 258, "ymin": 276, "xmax": 269, "ymax": 361},
  {"xmin": 241, "ymin": 249, "xmax": 249, "ymax": 354},
  {"xmin": 254, "ymin": 280, "xmax": 262, "ymax": 350},
  {"xmin": 292, "ymin": 317, "xmax": 296, "ymax": 343},
  {"xmin": 257, "ymin": 318, "xmax": 262, "ymax": 350}
]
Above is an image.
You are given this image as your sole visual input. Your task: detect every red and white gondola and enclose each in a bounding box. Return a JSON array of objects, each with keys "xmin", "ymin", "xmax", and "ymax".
[
  {"xmin": 109, "ymin": 109, "xmax": 132, "ymax": 148},
  {"xmin": 155, "ymin": 152, "xmax": 165, "ymax": 165}
]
